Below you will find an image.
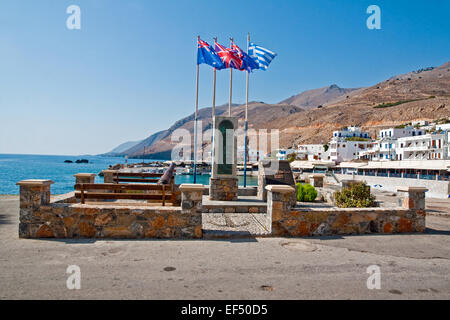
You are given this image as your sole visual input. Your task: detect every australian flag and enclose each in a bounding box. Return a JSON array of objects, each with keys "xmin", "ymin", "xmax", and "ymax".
[
  {"xmin": 197, "ymin": 39, "xmax": 225, "ymax": 70},
  {"xmin": 231, "ymin": 42, "xmax": 259, "ymax": 72}
]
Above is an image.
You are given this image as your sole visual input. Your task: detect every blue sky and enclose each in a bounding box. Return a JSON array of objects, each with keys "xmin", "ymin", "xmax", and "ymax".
[{"xmin": 0, "ymin": 0, "xmax": 449, "ymax": 155}]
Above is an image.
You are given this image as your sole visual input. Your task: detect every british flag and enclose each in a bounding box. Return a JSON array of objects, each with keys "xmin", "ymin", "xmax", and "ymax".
[
  {"xmin": 230, "ymin": 41, "xmax": 259, "ymax": 72},
  {"xmin": 214, "ymin": 42, "xmax": 243, "ymax": 70}
]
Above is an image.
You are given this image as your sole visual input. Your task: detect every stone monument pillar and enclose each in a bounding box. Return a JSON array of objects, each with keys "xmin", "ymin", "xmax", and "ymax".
[{"xmin": 209, "ymin": 116, "xmax": 238, "ymax": 201}]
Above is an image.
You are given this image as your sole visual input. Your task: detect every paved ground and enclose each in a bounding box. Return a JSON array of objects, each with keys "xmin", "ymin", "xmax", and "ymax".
[{"xmin": 0, "ymin": 195, "xmax": 449, "ymax": 299}]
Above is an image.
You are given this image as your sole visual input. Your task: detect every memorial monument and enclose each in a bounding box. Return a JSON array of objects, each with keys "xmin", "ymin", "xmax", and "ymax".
[{"xmin": 209, "ymin": 116, "xmax": 239, "ymax": 201}]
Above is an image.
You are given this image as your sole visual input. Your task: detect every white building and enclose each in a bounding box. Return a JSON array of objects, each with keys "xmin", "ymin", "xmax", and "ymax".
[
  {"xmin": 275, "ymin": 148, "xmax": 296, "ymax": 161},
  {"xmin": 359, "ymin": 126, "xmax": 425, "ymax": 161},
  {"xmin": 332, "ymin": 126, "xmax": 370, "ymax": 140},
  {"xmin": 296, "ymin": 144, "xmax": 331, "ymax": 161},
  {"xmin": 329, "ymin": 127, "xmax": 373, "ymax": 163},
  {"xmin": 396, "ymin": 132, "xmax": 449, "ymax": 160}
]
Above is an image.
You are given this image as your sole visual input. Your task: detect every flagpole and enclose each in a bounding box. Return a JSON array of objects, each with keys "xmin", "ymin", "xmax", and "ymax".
[
  {"xmin": 229, "ymin": 37, "xmax": 233, "ymax": 116},
  {"xmin": 193, "ymin": 36, "xmax": 200, "ymax": 184},
  {"xmin": 211, "ymin": 37, "xmax": 218, "ymax": 169},
  {"xmin": 244, "ymin": 33, "xmax": 250, "ymax": 187}
]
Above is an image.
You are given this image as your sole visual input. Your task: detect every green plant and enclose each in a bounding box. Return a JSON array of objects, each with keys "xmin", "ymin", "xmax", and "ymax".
[
  {"xmin": 323, "ymin": 144, "xmax": 329, "ymax": 152},
  {"xmin": 296, "ymin": 183, "xmax": 318, "ymax": 202},
  {"xmin": 345, "ymin": 137, "xmax": 369, "ymax": 141},
  {"xmin": 334, "ymin": 181, "xmax": 377, "ymax": 208},
  {"xmin": 287, "ymin": 153, "xmax": 297, "ymax": 163}
]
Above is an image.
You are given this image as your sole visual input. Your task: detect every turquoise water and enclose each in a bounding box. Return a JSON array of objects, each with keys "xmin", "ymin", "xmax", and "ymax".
[{"xmin": 0, "ymin": 154, "xmax": 257, "ymax": 195}]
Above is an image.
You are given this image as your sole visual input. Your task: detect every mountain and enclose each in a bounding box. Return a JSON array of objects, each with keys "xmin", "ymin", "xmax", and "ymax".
[
  {"xmin": 106, "ymin": 140, "xmax": 142, "ymax": 155},
  {"xmin": 278, "ymin": 84, "xmax": 361, "ymax": 109},
  {"xmin": 266, "ymin": 61, "xmax": 450, "ymax": 147},
  {"xmin": 110, "ymin": 102, "xmax": 304, "ymax": 159},
  {"xmin": 106, "ymin": 61, "xmax": 450, "ymax": 158}
]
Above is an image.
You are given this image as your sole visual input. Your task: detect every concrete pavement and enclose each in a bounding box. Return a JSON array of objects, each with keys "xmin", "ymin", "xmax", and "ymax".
[{"xmin": 0, "ymin": 195, "xmax": 449, "ymax": 299}]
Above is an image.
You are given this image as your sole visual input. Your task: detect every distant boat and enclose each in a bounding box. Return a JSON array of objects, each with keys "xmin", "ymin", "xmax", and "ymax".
[
  {"xmin": 75, "ymin": 159, "xmax": 89, "ymax": 164},
  {"xmin": 64, "ymin": 160, "xmax": 73, "ymax": 163}
]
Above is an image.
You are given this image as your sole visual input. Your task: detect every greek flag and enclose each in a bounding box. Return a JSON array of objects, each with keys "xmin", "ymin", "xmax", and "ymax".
[{"xmin": 248, "ymin": 42, "xmax": 277, "ymax": 71}]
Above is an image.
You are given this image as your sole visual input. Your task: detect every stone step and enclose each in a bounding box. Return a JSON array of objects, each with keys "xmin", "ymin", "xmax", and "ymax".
[
  {"xmin": 202, "ymin": 212, "xmax": 270, "ymax": 239},
  {"xmin": 202, "ymin": 205, "xmax": 266, "ymax": 213}
]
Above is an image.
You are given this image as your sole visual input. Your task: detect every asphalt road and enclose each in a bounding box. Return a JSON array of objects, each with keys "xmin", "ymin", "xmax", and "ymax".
[{"xmin": 0, "ymin": 195, "xmax": 449, "ymax": 299}]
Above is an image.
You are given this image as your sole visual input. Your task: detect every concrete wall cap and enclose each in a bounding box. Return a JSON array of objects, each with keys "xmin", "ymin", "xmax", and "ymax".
[
  {"xmin": 16, "ymin": 179, "xmax": 54, "ymax": 187},
  {"xmin": 74, "ymin": 173, "xmax": 97, "ymax": 177},
  {"xmin": 179, "ymin": 184, "xmax": 205, "ymax": 192},
  {"xmin": 101, "ymin": 170, "xmax": 117, "ymax": 173},
  {"xmin": 397, "ymin": 186, "xmax": 428, "ymax": 192},
  {"xmin": 265, "ymin": 185, "xmax": 295, "ymax": 193},
  {"xmin": 309, "ymin": 174, "xmax": 324, "ymax": 178}
]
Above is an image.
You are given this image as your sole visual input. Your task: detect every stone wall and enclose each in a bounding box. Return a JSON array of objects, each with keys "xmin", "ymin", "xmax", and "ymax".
[
  {"xmin": 209, "ymin": 177, "xmax": 238, "ymax": 201},
  {"xmin": 266, "ymin": 185, "xmax": 426, "ymax": 237},
  {"xmin": 330, "ymin": 173, "xmax": 449, "ymax": 199},
  {"xmin": 16, "ymin": 180, "xmax": 203, "ymax": 239}
]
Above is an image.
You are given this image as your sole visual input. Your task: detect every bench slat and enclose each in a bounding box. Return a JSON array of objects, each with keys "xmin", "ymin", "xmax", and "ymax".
[
  {"xmin": 113, "ymin": 172, "xmax": 163, "ymax": 177},
  {"xmin": 113, "ymin": 178, "xmax": 160, "ymax": 183},
  {"xmin": 75, "ymin": 192, "xmax": 170, "ymax": 201},
  {"xmin": 74, "ymin": 183, "xmax": 167, "ymax": 191}
]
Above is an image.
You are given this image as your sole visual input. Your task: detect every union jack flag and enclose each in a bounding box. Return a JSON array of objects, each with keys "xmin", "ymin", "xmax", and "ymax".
[{"xmin": 214, "ymin": 42, "xmax": 243, "ymax": 70}]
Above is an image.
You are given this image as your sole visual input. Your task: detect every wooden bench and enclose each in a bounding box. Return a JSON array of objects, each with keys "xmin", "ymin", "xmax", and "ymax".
[
  {"xmin": 112, "ymin": 172, "xmax": 165, "ymax": 184},
  {"xmin": 74, "ymin": 183, "xmax": 176, "ymax": 205}
]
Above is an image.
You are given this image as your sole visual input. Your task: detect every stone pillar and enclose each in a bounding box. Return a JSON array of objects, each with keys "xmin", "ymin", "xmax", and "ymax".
[
  {"xmin": 16, "ymin": 179, "xmax": 54, "ymax": 238},
  {"xmin": 179, "ymin": 184, "xmax": 204, "ymax": 238},
  {"xmin": 397, "ymin": 187, "xmax": 427, "ymax": 210},
  {"xmin": 180, "ymin": 184, "xmax": 204, "ymax": 212},
  {"xmin": 102, "ymin": 170, "xmax": 116, "ymax": 183},
  {"xmin": 265, "ymin": 185, "xmax": 295, "ymax": 235},
  {"xmin": 308, "ymin": 174, "xmax": 324, "ymax": 188},
  {"xmin": 74, "ymin": 173, "xmax": 96, "ymax": 184}
]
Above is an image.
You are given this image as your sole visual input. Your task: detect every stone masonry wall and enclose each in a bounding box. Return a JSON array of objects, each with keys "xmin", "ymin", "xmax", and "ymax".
[
  {"xmin": 267, "ymin": 185, "xmax": 426, "ymax": 237},
  {"xmin": 17, "ymin": 180, "xmax": 202, "ymax": 239},
  {"xmin": 209, "ymin": 177, "xmax": 238, "ymax": 201}
]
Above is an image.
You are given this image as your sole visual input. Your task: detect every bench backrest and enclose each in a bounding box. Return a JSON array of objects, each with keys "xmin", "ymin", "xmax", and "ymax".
[
  {"xmin": 74, "ymin": 183, "xmax": 175, "ymax": 205},
  {"xmin": 112, "ymin": 172, "xmax": 167, "ymax": 184}
]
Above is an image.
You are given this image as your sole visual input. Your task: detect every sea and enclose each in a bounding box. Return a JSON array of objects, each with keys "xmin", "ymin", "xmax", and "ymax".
[{"xmin": 0, "ymin": 154, "xmax": 258, "ymax": 195}]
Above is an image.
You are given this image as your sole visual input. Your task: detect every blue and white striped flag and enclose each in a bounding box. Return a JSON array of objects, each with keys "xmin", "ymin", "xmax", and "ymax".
[{"xmin": 248, "ymin": 42, "xmax": 277, "ymax": 71}]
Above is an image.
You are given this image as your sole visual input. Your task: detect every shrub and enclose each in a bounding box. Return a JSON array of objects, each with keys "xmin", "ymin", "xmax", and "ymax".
[
  {"xmin": 287, "ymin": 153, "xmax": 297, "ymax": 163},
  {"xmin": 334, "ymin": 181, "xmax": 377, "ymax": 208},
  {"xmin": 296, "ymin": 183, "xmax": 318, "ymax": 202}
]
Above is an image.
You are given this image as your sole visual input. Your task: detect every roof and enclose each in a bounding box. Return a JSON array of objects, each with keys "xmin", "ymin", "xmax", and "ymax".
[
  {"xmin": 290, "ymin": 160, "xmax": 335, "ymax": 169},
  {"xmin": 338, "ymin": 160, "xmax": 450, "ymax": 171}
]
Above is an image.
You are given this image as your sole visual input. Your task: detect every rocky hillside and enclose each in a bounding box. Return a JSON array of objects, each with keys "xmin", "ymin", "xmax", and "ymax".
[
  {"xmin": 267, "ymin": 61, "xmax": 450, "ymax": 147},
  {"xmin": 279, "ymin": 84, "xmax": 360, "ymax": 109},
  {"xmin": 105, "ymin": 61, "xmax": 450, "ymax": 158},
  {"xmin": 104, "ymin": 102, "xmax": 304, "ymax": 159}
]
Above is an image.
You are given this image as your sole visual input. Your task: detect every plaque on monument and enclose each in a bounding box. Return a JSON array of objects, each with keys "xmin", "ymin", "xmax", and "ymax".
[{"xmin": 217, "ymin": 119, "xmax": 234, "ymax": 175}]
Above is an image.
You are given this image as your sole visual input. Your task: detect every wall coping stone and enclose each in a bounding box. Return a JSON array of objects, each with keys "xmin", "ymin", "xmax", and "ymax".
[
  {"xmin": 397, "ymin": 187, "xmax": 428, "ymax": 192},
  {"xmin": 101, "ymin": 170, "xmax": 117, "ymax": 173},
  {"xmin": 179, "ymin": 184, "xmax": 205, "ymax": 192},
  {"xmin": 16, "ymin": 179, "xmax": 54, "ymax": 187},
  {"xmin": 265, "ymin": 185, "xmax": 295, "ymax": 193},
  {"xmin": 309, "ymin": 174, "xmax": 324, "ymax": 178}
]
